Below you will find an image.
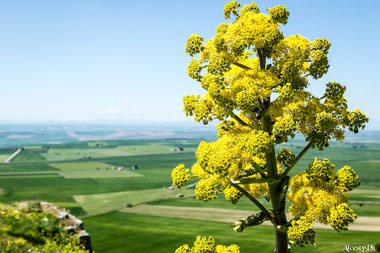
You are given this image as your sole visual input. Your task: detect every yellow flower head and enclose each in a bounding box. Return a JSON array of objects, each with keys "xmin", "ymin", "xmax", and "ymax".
[
  {"xmin": 223, "ymin": 1, "xmax": 241, "ymax": 19},
  {"xmin": 175, "ymin": 244, "xmax": 192, "ymax": 253},
  {"xmin": 288, "ymin": 217, "xmax": 315, "ymax": 246},
  {"xmin": 224, "ymin": 185, "xmax": 243, "ymax": 204},
  {"xmin": 195, "ymin": 177, "xmax": 219, "ymax": 201},
  {"xmin": 305, "ymin": 158, "xmax": 335, "ymax": 183},
  {"xmin": 175, "ymin": 236, "xmax": 240, "ymax": 253},
  {"xmin": 267, "ymin": 5, "xmax": 289, "ymax": 25},
  {"xmin": 328, "ymin": 203, "xmax": 357, "ymax": 232},
  {"xmin": 172, "ymin": 164, "xmax": 191, "ymax": 189},
  {"xmin": 334, "ymin": 166, "xmax": 360, "ymax": 192}
]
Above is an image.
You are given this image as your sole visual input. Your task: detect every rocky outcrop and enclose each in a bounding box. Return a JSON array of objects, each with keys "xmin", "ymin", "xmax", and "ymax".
[{"xmin": 39, "ymin": 201, "xmax": 93, "ymax": 253}]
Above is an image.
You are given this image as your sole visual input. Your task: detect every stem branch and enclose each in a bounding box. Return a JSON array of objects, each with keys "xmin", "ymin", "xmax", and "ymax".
[
  {"xmin": 228, "ymin": 178, "xmax": 274, "ymax": 223},
  {"xmin": 232, "ymin": 62, "xmax": 251, "ymax": 70},
  {"xmin": 282, "ymin": 142, "xmax": 312, "ymax": 177},
  {"xmin": 232, "ymin": 113, "xmax": 250, "ymax": 127}
]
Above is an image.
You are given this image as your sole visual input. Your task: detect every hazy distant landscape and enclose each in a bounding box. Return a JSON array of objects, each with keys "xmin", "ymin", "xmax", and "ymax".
[
  {"xmin": 0, "ymin": 124, "xmax": 379, "ymax": 252},
  {"xmin": 0, "ymin": 123, "xmax": 217, "ymax": 147}
]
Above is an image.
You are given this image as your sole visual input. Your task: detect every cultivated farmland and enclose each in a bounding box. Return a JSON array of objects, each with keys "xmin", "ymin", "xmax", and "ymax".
[{"xmin": 0, "ymin": 138, "xmax": 379, "ymax": 252}]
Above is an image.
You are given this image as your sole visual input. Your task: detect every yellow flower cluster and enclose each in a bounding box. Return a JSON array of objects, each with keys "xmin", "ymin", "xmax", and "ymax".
[
  {"xmin": 288, "ymin": 158, "xmax": 359, "ymax": 228},
  {"xmin": 195, "ymin": 177, "xmax": 219, "ymax": 201},
  {"xmin": 245, "ymin": 129, "xmax": 276, "ymax": 155},
  {"xmin": 224, "ymin": 185, "xmax": 243, "ymax": 204},
  {"xmin": 193, "ymin": 236, "xmax": 217, "ymax": 252},
  {"xmin": 171, "ymin": 126, "xmax": 277, "ymax": 202},
  {"xmin": 207, "ymin": 53, "xmax": 232, "ymax": 75},
  {"xmin": 183, "ymin": 94, "xmax": 214, "ymax": 124},
  {"xmin": 346, "ymin": 109, "xmax": 369, "ymax": 133},
  {"xmin": 223, "ymin": 1, "xmax": 240, "ymax": 19},
  {"xmin": 239, "ymin": 2, "xmax": 259, "ymax": 16},
  {"xmin": 272, "ymin": 35, "xmax": 312, "ymax": 86},
  {"xmin": 288, "ymin": 217, "xmax": 315, "ymax": 246},
  {"xmin": 172, "ymin": 164, "xmax": 191, "ymax": 189},
  {"xmin": 334, "ymin": 166, "xmax": 360, "ymax": 192},
  {"xmin": 175, "ymin": 244, "xmax": 192, "ymax": 253},
  {"xmin": 327, "ymin": 203, "xmax": 357, "ymax": 232},
  {"xmin": 305, "ymin": 158, "xmax": 335, "ymax": 182},
  {"xmin": 231, "ymin": 12, "xmax": 283, "ymax": 56},
  {"xmin": 188, "ymin": 59, "xmax": 203, "ymax": 81},
  {"xmin": 273, "ymin": 114, "xmax": 296, "ymax": 143},
  {"xmin": 276, "ymin": 148, "xmax": 295, "ymax": 168},
  {"xmin": 235, "ymin": 87, "xmax": 260, "ymax": 112},
  {"xmin": 216, "ymin": 23, "xmax": 229, "ymax": 35},
  {"xmin": 216, "ymin": 244, "xmax": 240, "ymax": 253},
  {"xmin": 267, "ymin": 5, "xmax": 289, "ymax": 25},
  {"xmin": 315, "ymin": 111, "xmax": 336, "ymax": 134},
  {"xmin": 172, "ymin": 124, "xmax": 283, "ymax": 202},
  {"xmin": 191, "ymin": 162, "xmax": 206, "ymax": 178},
  {"xmin": 324, "ymin": 82, "xmax": 346, "ymax": 104},
  {"xmin": 216, "ymin": 120, "xmax": 236, "ymax": 138},
  {"xmin": 230, "ymin": 62, "xmax": 279, "ymax": 102},
  {"xmin": 175, "ymin": 236, "xmax": 240, "ymax": 253},
  {"xmin": 186, "ymin": 34, "xmax": 204, "ymax": 57},
  {"xmin": 309, "ymin": 38, "xmax": 331, "ymax": 79},
  {"xmin": 195, "ymin": 130, "xmax": 274, "ymax": 177}
]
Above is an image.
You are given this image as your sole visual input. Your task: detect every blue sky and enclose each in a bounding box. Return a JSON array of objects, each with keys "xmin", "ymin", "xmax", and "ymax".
[{"xmin": 0, "ymin": 0, "xmax": 379, "ymax": 128}]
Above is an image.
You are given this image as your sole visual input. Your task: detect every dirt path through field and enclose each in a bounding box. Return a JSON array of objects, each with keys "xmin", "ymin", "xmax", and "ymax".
[
  {"xmin": 4, "ymin": 148, "xmax": 21, "ymax": 163},
  {"xmin": 121, "ymin": 205, "xmax": 380, "ymax": 232}
]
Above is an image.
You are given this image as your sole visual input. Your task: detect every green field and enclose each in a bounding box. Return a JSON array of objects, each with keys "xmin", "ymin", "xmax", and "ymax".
[
  {"xmin": 83, "ymin": 212, "xmax": 380, "ymax": 253},
  {"xmin": 74, "ymin": 188, "xmax": 194, "ymax": 216},
  {"xmin": 49, "ymin": 161, "xmax": 115, "ymax": 171},
  {"xmin": 42, "ymin": 142, "xmax": 196, "ymax": 161},
  {"xmin": 0, "ymin": 138, "xmax": 379, "ymax": 252},
  {"xmin": 0, "ymin": 148, "xmax": 17, "ymax": 162},
  {"xmin": 58, "ymin": 170, "xmax": 142, "ymax": 179},
  {"xmin": 0, "ymin": 154, "xmax": 10, "ymax": 162}
]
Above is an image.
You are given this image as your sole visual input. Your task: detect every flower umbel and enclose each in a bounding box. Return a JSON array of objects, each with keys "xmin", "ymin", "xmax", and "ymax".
[{"xmin": 172, "ymin": 164, "xmax": 191, "ymax": 189}]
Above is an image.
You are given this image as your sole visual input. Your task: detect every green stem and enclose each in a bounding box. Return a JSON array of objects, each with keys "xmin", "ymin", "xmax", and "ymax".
[
  {"xmin": 258, "ymin": 46, "xmax": 289, "ymax": 252},
  {"xmin": 269, "ymin": 180, "xmax": 289, "ymax": 253},
  {"xmin": 249, "ymin": 160, "xmax": 266, "ymax": 177},
  {"xmin": 257, "ymin": 49, "xmax": 266, "ymax": 70},
  {"xmin": 232, "ymin": 62, "xmax": 251, "ymax": 70},
  {"xmin": 229, "ymin": 180, "xmax": 274, "ymax": 223},
  {"xmin": 282, "ymin": 142, "xmax": 312, "ymax": 178},
  {"xmin": 231, "ymin": 113, "xmax": 250, "ymax": 127}
]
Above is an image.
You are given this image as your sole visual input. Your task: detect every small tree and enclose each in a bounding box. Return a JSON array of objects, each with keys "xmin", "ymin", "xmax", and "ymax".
[{"xmin": 172, "ymin": 1, "xmax": 368, "ymax": 252}]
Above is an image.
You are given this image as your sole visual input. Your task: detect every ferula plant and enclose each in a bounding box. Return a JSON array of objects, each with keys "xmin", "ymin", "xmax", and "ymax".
[{"xmin": 171, "ymin": 1, "xmax": 369, "ymax": 253}]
